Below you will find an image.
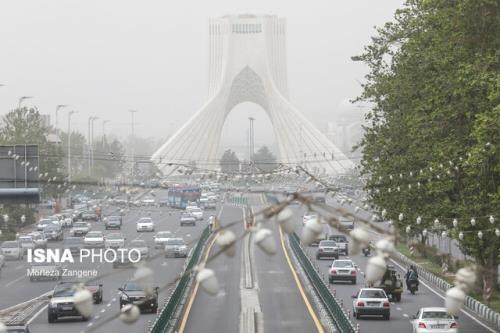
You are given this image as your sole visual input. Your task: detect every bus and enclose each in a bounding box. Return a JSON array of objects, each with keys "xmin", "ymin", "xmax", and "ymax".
[{"xmin": 167, "ymin": 186, "xmax": 201, "ymax": 209}]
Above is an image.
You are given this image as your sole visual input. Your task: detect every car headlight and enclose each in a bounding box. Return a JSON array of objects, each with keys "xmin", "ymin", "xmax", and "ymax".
[{"xmin": 121, "ymin": 294, "xmax": 128, "ymax": 300}]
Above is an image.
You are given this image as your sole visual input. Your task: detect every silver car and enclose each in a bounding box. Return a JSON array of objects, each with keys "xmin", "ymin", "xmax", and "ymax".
[
  {"xmin": 164, "ymin": 238, "xmax": 188, "ymax": 258},
  {"xmin": 105, "ymin": 232, "xmax": 125, "ymax": 249},
  {"xmin": 154, "ymin": 231, "xmax": 173, "ymax": 249},
  {"xmin": 84, "ymin": 231, "xmax": 105, "ymax": 248},
  {"xmin": 1, "ymin": 241, "xmax": 24, "ymax": 260},
  {"xmin": 129, "ymin": 239, "xmax": 150, "ymax": 260},
  {"xmin": 18, "ymin": 235, "xmax": 36, "ymax": 254}
]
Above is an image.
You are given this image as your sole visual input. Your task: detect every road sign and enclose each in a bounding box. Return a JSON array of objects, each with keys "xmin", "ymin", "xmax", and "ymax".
[{"xmin": 0, "ymin": 144, "xmax": 40, "ymax": 203}]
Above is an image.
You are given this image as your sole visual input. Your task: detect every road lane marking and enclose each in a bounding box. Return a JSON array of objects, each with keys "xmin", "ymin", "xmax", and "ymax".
[
  {"xmin": 100, "ymin": 309, "xmax": 106, "ymax": 313},
  {"xmin": 403, "ymin": 313, "xmax": 409, "ymax": 318},
  {"xmin": 5, "ymin": 274, "xmax": 26, "ymax": 287},
  {"xmin": 178, "ymin": 205, "xmax": 225, "ymax": 333},
  {"xmin": 389, "ymin": 258, "xmax": 497, "ymax": 333},
  {"xmin": 279, "ymin": 226, "xmax": 325, "ymax": 333},
  {"xmin": 26, "ymin": 304, "xmax": 48, "ymax": 325}
]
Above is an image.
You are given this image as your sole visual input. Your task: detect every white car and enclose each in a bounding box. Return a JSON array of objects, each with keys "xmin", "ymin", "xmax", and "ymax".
[
  {"xmin": 105, "ymin": 232, "xmax": 125, "ymax": 249},
  {"xmin": 329, "ymin": 259, "xmax": 357, "ymax": 284},
  {"xmin": 61, "ymin": 217, "xmax": 73, "ymax": 228},
  {"xmin": 154, "ymin": 231, "xmax": 173, "ymax": 248},
  {"xmin": 188, "ymin": 207, "xmax": 203, "ymax": 220},
  {"xmin": 1, "ymin": 241, "xmax": 24, "ymax": 260},
  {"xmin": 84, "ymin": 231, "xmax": 105, "ymax": 248},
  {"xmin": 352, "ymin": 288, "xmax": 390, "ymax": 320},
  {"xmin": 36, "ymin": 218, "xmax": 56, "ymax": 231},
  {"xmin": 18, "ymin": 235, "xmax": 36, "ymax": 254},
  {"xmin": 136, "ymin": 217, "xmax": 155, "ymax": 232},
  {"xmin": 28, "ymin": 232, "xmax": 48, "ymax": 249},
  {"xmin": 410, "ymin": 307, "xmax": 458, "ymax": 333}
]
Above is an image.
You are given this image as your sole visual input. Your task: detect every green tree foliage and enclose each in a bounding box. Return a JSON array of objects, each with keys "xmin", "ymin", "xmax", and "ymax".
[
  {"xmin": 220, "ymin": 149, "xmax": 240, "ymax": 173},
  {"xmin": 92, "ymin": 137, "xmax": 126, "ymax": 179},
  {"xmin": 0, "ymin": 107, "xmax": 66, "ymax": 199},
  {"xmin": 253, "ymin": 146, "xmax": 278, "ymax": 172},
  {"xmin": 353, "ymin": 0, "xmax": 499, "ymax": 297}
]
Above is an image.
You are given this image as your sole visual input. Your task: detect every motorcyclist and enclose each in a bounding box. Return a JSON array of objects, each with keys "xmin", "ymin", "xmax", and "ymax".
[{"xmin": 404, "ymin": 265, "xmax": 419, "ymax": 290}]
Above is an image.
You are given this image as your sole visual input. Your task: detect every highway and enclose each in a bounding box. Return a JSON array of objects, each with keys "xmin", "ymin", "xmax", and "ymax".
[{"xmin": 1, "ymin": 189, "xmax": 211, "ymax": 333}]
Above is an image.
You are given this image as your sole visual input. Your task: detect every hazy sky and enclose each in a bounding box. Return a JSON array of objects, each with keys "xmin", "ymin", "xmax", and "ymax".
[{"xmin": 0, "ymin": 0, "xmax": 403, "ymax": 151}]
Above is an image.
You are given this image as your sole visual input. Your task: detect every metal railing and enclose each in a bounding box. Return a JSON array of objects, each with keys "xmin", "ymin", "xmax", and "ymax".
[
  {"xmin": 149, "ymin": 226, "xmax": 211, "ymax": 333},
  {"xmin": 288, "ymin": 232, "xmax": 358, "ymax": 333}
]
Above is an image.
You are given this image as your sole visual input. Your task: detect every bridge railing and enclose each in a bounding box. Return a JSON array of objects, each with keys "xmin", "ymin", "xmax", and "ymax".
[
  {"xmin": 288, "ymin": 232, "xmax": 358, "ymax": 333},
  {"xmin": 149, "ymin": 225, "xmax": 211, "ymax": 333}
]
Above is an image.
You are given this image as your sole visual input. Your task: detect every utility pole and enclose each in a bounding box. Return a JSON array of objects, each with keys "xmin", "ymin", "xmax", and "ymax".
[
  {"xmin": 102, "ymin": 120, "xmax": 110, "ymax": 145},
  {"xmin": 67, "ymin": 111, "xmax": 77, "ymax": 183},
  {"xmin": 129, "ymin": 110, "xmax": 138, "ymax": 177},
  {"xmin": 248, "ymin": 117, "xmax": 255, "ymax": 163},
  {"xmin": 91, "ymin": 117, "xmax": 99, "ymax": 171},
  {"xmin": 87, "ymin": 116, "xmax": 98, "ymax": 176},
  {"xmin": 55, "ymin": 105, "xmax": 68, "ymax": 144}
]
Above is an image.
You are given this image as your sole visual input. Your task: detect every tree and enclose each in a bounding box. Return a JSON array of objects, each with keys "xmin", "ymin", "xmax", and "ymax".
[
  {"xmin": 353, "ymin": 0, "xmax": 499, "ymax": 300},
  {"xmin": 0, "ymin": 107, "xmax": 66, "ymax": 199},
  {"xmin": 92, "ymin": 137, "xmax": 126, "ymax": 179},
  {"xmin": 253, "ymin": 146, "xmax": 278, "ymax": 172},
  {"xmin": 220, "ymin": 149, "xmax": 240, "ymax": 173}
]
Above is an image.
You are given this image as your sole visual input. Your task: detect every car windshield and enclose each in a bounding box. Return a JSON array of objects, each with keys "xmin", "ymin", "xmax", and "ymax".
[
  {"xmin": 332, "ymin": 261, "xmax": 353, "ymax": 268},
  {"xmin": 191, "ymin": 208, "xmax": 202, "ymax": 213},
  {"xmin": 166, "ymin": 239, "xmax": 185, "ymax": 245},
  {"xmin": 139, "ymin": 218, "xmax": 152, "ymax": 223},
  {"xmin": 107, "ymin": 233, "xmax": 123, "ymax": 239},
  {"xmin": 320, "ymin": 241, "xmax": 336, "ymax": 247},
  {"xmin": 422, "ymin": 311, "xmax": 453, "ymax": 319},
  {"xmin": 130, "ymin": 240, "xmax": 146, "ymax": 247},
  {"xmin": 329, "ymin": 236, "xmax": 347, "ymax": 242},
  {"xmin": 64, "ymin": 238, "xmax": 82, "ymax": 245},
  {"xmin": 74, "ymin": 222, "xmax": 88, "ymax": 228},
  {"xmin": 18, "ymin": 237, "xmax": 33, "ymax": 243},
  {"xmin": 124, "ymin": 281, "xmax": 143, "ymax": 291},
  {"xmin": 86, "ymin": 232, "xmax": 102, "ymax": 237},
  {"xmin": 360, "ymin": 290, "xmax": 386, "ymax": 298},
  {"xmin": 53, "ymin": 285, "xmax": 76, "ymax": 297},
  {"xmin": 107, "ymin": 216, "xmax": 120, "ymax": 221},
  {"xmin": 1, "ymin": 241, "xmax": 18, "ymax": 248}
]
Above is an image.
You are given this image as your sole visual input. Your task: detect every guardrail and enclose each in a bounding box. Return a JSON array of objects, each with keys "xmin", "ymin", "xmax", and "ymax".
[
  {"xmin": 391, "ymin": 250, "xmax": 500, "ymax": 330},
  {"xmin": 149, "ymin": 225, "xmax": 211, "ymax": 333},
  {"xmin": 288, "ymin": 232, "xmax": 358, "ymax": 333}
]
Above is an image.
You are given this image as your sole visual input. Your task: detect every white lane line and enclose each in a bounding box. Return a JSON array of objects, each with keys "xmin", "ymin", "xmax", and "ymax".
[
  {"xmin": 403, "ymin": 313, "xmax": 409, "ymax": 318},
  {"xmin": 396, "ymin": 307, "xmax": 402, "ymax": 311},
  {"xmin": 26, "ymin": 304, "xmax": 48, "ymax": 325},
  {"xmin": 87, "ymin": 322, "xmax": 93, "ymax": 327},
  {"xmin": 5, "ymin": 274, "xmax": 26, "ymax": 287},
  {"xmin": 112, "ymin": 297, "xmax": 117, "ymax": 302},
  {"xmin": 94, "ymin": 315, "xmax": 100, "ymax": 320},
  {"xmin": 100, "ymin": 309, "xmax": 106, "ymax": 313},
  {"xmin": 390, "ymin": 258, "xmax": 497, "ymax": 333},
  {"xmin": 106, "ymin": 303, "xmax": 111, "ymax": 307}
]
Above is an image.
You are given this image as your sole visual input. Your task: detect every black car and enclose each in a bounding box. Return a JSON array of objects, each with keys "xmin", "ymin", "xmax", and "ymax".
[
  {"xmin": 104, "ymin": 215, "xmax": 122, "ymax": 230},
  {"xmin": 118, "ymin": 281, "xmax": 159, "ymax": 313}
]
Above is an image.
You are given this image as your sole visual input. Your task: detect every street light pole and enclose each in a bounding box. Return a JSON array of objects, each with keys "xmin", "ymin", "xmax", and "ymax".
[
  {"xmin": 248, "ymin": 117, "xmax": 255, "ymax": 163},
  {"xmin": 67, "ymin": 111, "xmax": 77, "ymax": 183},
  {"xmin": 18, "ymin": 96, "xmax": 32, "ymax": 109},
  {"xmin": 87, "ymin": 116, "xmax": 98, "ymax": 176},
  {"xmin": 55, "ymin": 105, "xmax": 68, "ymax": 144},
  {"xmin": 129, "ymin": 110, "xmax": 138, "ymax": 177},
  {"xmin": 90, "ymin": 117, "xmax": 99, "ymax": 171}
]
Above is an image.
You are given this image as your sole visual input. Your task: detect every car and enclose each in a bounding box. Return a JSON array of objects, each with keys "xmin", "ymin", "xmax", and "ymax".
[
  {"xmin": 339, "ymin": 216, "xmax": 355, "ymax": 230},
  {"xmin": 71, "ymin": 222, "xmax": 91, "ymax": 236},
  {"xmin": 164, "ymin": 238, "xmax": 188, "ymax": 258},
  {"xmin": 118, "ymin": 281, "xmax": 159, "ymax": 313},
  {"xmin": 410, "ymin": 307, "xmax": 458, "ymax": 333},
  {"xmin": 84, "ymin": 282, "xmax": 104, "ymax": 304},
  {"xmin": 29, "ymin": 262, "xmax": 62, "ymax": 281},
  {"xmin": 136, "ymin": 217, "xmax": 155, "ymax": 232},
  {"xmin": 36, "ymin": 218, "xmax": 56, "ymax": 231},
  {"xmin": 81, "ymin": 211, "xmax": 98, "ymax": 221},
  {"xmin": 329, "ymin": 259, "xmax": 357, "ymax": 284},
  {"xmin": 105, "ymin": 232, "xmax": 125, "ymax": 249},
  {"xmin": 43, "ymin": 224, "xmax": 63, "ymax": 241},
  {"xmin": 158, "ymin": 198, "xmax": 169, "ymax": 207},
  {"xmin": 112, "ymin": 248, "xmax": 136, "ymax": 268},
  {"xmin": 47, "ymin": 282, "xmax": 91, "ymax": 322},
  {"xmin": 61, "ymin": 217, "xmax": 73, "ymax": 228},
  {"xmin": 28, "ymin": 232, "xmax": 48, "ymax": 249},
  {"xmin": 316, "ymin": 240, "xmax": 339, "ymax": 259},
  {"xmin": 84, "ymin": 231, "xmax": 105, "ymax": 248},
  {"xmin": 328, "ymin": 235, "xmax": 349, "ymax": 255},
  {"xmin": 154, "ymin": 231, "xmax": 173, "ymax": 248},
  {"xmin": 180, "ymin": 213, "xmax": 196, "ymax": 226},
  {"xmin": 302, "ymin": 213, "xmax": 318, "ymax": 225},
  {"xmin": 187, "ymin": 207, "xmax": 203, "ymax": 220},
  {"xmin": 104, "ymin": 215, "xmax": 122, "ymax": 230},
  {"xmin": 18, "ymin": 235, "xmax": 36, "ymax": 254},
  {"xmin": 352, "ymin": 288, "xmax": 390, "ymax": 320},
  {"xmin": 63, "ymin": 237, "xmax": 84, "ymax": 255},
  {"xmin": 141, "ymin": 198, "xmax": 156, "ymax": 206},
  {"xmin": 1, "ymin": 241, "xmax": 24, "ymax": 260},
  {"xmin": 129, "ymin": 239, "xmax": 150, "ymax": 259}
]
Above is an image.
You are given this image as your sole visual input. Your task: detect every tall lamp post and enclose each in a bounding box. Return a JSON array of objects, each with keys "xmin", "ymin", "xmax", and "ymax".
[
  {"xmin": 67, "ymin": 111, "xmax": 78, "ymax": 183},
  {"xmin": 90, "ymin": 117, "xmax": 99, "ymax": 170},
  {"xmin": 248, "ymin": 117, "xmax": 255, "ymax": 163},
  {"xmin": 55, "ymin": 105, "xmax": 68, "ymax": 144},
  {"xmin": 18, "ymin": 96, "xmax": 32, "ymax": 109},
  {"xmin": 129, "ymin": 110, "xmax": 138, "ymax": 177},
  {"xmin": 87, "ymin": 116, "xmax": 99, "ymax": 175}
]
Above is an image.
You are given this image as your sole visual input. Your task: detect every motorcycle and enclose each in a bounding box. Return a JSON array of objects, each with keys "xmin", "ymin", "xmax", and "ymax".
[
  {"xmin": 362, "ymin": 247, "xmax": 371, "ymax": 257},
  {"xmin": 408, "ymin": 280, "xmax": 419, "ymax": 294}
]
